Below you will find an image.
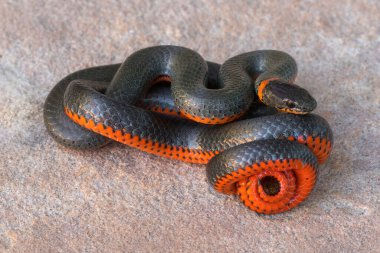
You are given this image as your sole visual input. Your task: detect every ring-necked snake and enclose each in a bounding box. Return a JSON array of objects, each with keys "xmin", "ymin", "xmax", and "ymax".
[{"xmin": 44, "ymin": 45, "xmax": 333, "ymax": 214}]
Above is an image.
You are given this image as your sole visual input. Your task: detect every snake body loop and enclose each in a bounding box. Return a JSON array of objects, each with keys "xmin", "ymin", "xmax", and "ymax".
[{"xmin": 44, "ymin": 45, "xmax": 333, "ymax": 214}]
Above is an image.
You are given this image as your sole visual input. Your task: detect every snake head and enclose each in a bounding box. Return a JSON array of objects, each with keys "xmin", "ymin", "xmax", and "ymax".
[{"xmin": 260, "ymin": 80, "xmax": 317, "ymax": 114}]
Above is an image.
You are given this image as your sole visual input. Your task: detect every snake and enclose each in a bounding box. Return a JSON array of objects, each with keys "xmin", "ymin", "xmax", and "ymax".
[{"xmin": 44, "ymin": 45, "xmax": 333, "ymax": 214}]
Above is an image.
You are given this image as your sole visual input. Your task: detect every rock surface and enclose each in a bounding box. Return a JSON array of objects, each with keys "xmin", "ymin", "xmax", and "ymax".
[{"xmin": 0, "ymin": 0, "xmax": 379, "ymax": 252}]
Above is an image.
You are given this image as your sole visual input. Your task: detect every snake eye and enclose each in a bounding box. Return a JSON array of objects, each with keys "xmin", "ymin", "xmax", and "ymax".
[{"xmin": 284, "ymin": 100, "xmax": 296, "ymax": 109}]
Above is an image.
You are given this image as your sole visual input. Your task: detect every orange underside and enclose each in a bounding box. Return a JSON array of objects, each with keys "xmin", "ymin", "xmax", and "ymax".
[
  {"xmin": 214, "ymin": 158, "xmax": 317, "ymax": 214},
  {"xmin": 150, "ymin": 75, "xmax": 172, "ymax": 85},
  {"xmin": 142, "ymin": 105, "xmax": 183, "ymax": 118},
  {"xmin": 288, "ymin": 135, "xmax": 332, "ymax": 164},
  {"xmin": 179, "ymin": 109, "xmax": 245, "ymax": 124},
  {"xmin": 144, "ymin": 106, "xmax": 245, "ymax": 124},
  {"xmin": 278, "ymin": 108, "xmax": 308, "ymax": 114},
  {"xmin": 65, "ymin": 108, "xmax": 217, "ymax": 164}
]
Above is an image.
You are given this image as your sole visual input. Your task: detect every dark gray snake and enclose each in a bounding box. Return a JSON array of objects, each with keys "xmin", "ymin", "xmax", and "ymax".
[{"xmin": 44, "ymin": 45, "xmax": 333, "ymax": 214}]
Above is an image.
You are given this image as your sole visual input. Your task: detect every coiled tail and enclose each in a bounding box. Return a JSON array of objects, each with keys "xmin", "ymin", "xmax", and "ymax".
[{"xmin": 207, "ymin": 140, "xmax": 320, "ymax": 214}]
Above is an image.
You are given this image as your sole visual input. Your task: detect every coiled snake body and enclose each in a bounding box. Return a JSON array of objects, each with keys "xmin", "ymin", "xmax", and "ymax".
[{"xmin": 44, "ymin": 46, "xmax": 333, "ymax": 214}]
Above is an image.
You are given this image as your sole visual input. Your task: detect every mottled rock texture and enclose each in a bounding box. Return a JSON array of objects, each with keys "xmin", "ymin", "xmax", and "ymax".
[{"xmin": 0, "ymin": 0, "xmax": 379, "ymax": 252}]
